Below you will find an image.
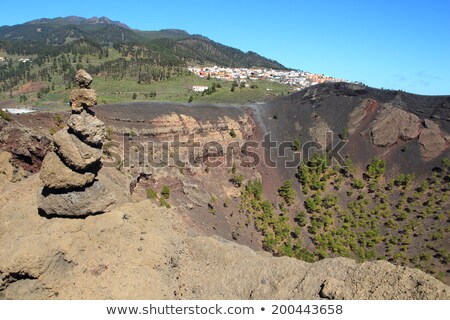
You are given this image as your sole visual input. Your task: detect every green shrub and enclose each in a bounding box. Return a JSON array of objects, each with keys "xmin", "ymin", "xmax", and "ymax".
[
  {"xmin": 230, "ymin": 174, "xmax": 244, "ymax": 187},
  {"xmin": 229, "ymin": 128, "xmax": 237, "ymax": 138},
  {"xmin": 352, "ymin": 179, "xmax": 364, "ymax": 190},
  {"xmin": 246, "ymin": 180, "xmax": 263, "ymax": 200},
  {"xmin": 277, "ymin": 180, "xmax": 297, "ymax": 206},
  {"xmin": 52, "ymin": 114, "xmax": 64, "ymax": 127},
  {"xmin": 146, "ymin": 187, "xmax": 157, "ymax": 199},
  {"xmin": 159, "ymin": 198, "xmax": 171, "ymax": 208},
  {"xmin": 161, "ymin": 185, "xmax": 170, "ymax": 199},
  {"xmin": 292, "ymin": 138, "xmax": 301, "ymax": 151},
  {"xmin": 295, "ymin": 211, "xmax": 307, "ymax": 227},
  {"xmin": 367, "ymin": 158, "xmax": 385, "ymax": 179},
  {"xmin": 105, "ymin": 127, "xmax": 114, "ymax": 140},
  {"xmin": 0, "ymin": 109, "xmax": 12, "ymax": 121}
]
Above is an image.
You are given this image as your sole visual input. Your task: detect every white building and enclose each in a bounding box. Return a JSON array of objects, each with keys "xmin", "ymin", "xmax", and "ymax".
[{"xmin": 192, "ymin": 86, "xmax": 209, "ymax": 92}]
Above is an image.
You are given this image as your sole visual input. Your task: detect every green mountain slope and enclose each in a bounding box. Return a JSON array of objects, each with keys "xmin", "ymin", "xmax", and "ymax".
[{"xmin": 0, "ymin": 16, "xmax": 285, "ymax": 69}]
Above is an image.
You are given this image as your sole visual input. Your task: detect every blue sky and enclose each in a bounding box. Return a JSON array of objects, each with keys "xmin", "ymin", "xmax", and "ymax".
[{"xmin": 1, "ymin": 0, "xmax": 449, "ymax": 95}]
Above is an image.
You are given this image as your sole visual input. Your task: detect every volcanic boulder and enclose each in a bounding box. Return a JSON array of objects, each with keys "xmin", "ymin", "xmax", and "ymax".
[
  {"xmin": 52, "ymin": 128, "xmax": 102, "ymax": 171},
  {"xmin": 68, "ymin": 111, "xmax": 105, "ymax": 147},
  {"xmin": 39, "ymin": 152, "xmax": 95, "ymax": 190},
  {"xmin": 38, "ymin": 180, "xmax": 115, "ymax": 217}
]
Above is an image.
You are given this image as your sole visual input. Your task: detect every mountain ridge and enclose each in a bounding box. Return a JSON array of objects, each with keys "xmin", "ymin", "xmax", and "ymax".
[{"xmin": 0, "ymin": 16, "xmax": 286, "ymax": 70}]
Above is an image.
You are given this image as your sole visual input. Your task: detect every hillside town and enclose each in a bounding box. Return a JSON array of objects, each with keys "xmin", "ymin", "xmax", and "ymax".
[{"xmin": 188, "ymin": 65, "xmax": 348, "ymax": 90}]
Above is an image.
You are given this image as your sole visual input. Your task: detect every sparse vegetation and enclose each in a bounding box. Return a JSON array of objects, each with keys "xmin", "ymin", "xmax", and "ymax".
[
  {"xmin": 292, "ymin": 138, "xmax": 301, "ymax": 151},
  {"xmin": 146, "ymin": 187, "xmax": 157, "ymax": 199},
  {"xmin": 159, "ymin": 198, "xmax": 171, "ymax": 208},
  {"xmin": 230, "ymin": 174, "xmax": 244, "ymax": 187},
  {"xmin": 236, "ymin": 154, "xmax": 450, "ymax": 280},
  {"xmin": 229, "ymin": 128, "xmax": 236, "ymax": 138},
  {"xmin": 161, "ymin": 185, "xmax": 170, "ymax": 199},
  {"xmin": 0, "ymin": 109, "xmax": 12, "ymax": 121},
  {"xmin": 278, "ymin": 180, "xmax": 297, "ymax": 206}
]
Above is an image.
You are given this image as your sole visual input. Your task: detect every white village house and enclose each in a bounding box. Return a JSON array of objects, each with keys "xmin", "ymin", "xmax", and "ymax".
[{"xmin": 192, "ymin": 85, "xmax": 209, "ymax": 92}]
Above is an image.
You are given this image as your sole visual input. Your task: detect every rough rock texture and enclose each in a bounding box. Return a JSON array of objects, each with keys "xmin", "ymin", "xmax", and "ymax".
[
  {"xmin": 177, "ymin": 237, "xmax": 449, "ymax": 300},
  {"xmin": 0, "ymin": 174, "xmax": 448, "ymax": 299},
  {"xmin": 53, "ymin": 128, "xmax": 102, "ymax": 171},
  {"xmin": 347, "ymin": 99, "xmax": 378, "ymax": 135},
  {"xmin": 419, "ymin": 119, "xmax": 449, "ymax": 161},
  {"xmin": 367, "ymin": 104, "xmax": 422, "ymax": 147},
  {"xmin": 309, "ymin": 118, "xmax": 332, "ymax": 149},
  {"xmin": 183, "ymin": 182, "xmax": 211, "ymax": 207},
  {"xmin": 0, "ymin": 151, "xmax": 27, "ymax": 183},
  {"xmin": 39, "ymin": 152, "xmax": 95, "ymax": 190},
  {"xmin": 69, "ymin": 89, "xmax": 97, "ymax": 113},
  {"xmin": 0, "ymin": 121, "xmax": 51, "ymax": 173},
  {"xmin": 38, "ymin": 179, "xmax": 115, "ymax": 217},
  {"xmin": 74, "ymin": 69, "xmax": 92, "ymax": 89},
  {"xmin": 68, "ymin": 111, "xmax": 105, "ymax": 147}
]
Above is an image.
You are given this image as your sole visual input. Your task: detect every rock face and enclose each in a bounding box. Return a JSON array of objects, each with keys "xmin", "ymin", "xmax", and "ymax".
[
  {"xmin": 37, "ymin": 70, "xmax": 115, "ymax": 217},
  {"xmin": 0, "ymin": 151, "xmax": 27, "ymax": 183},
  {"xmin": 347, "ymin": 99, "xmax": 379, "ymax": 135},
  {"xmin": 367, "ymin": 104, "xmax": 421, "ymax": 147},
  {"xmin": 0, "ymin": 122, "xmax": 51, "ymax": 173},
  {"xmin": 419, "ymin": 119, "xmax": 449, "ymax": 161}
]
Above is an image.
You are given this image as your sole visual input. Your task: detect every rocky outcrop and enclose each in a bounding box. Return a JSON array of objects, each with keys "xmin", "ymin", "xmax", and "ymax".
[
  {"xmin": 182, "ymin": 182, "xmax": 211, "ymax": 207},
  {"xmin": 0, "ymin": 151, "xmax": 27, "ymax": 183},
  {"xmin": 347, "ymin": 99, "xmax": 379, "ymax": 135},
  {"xmin": 37, "ymin": 70, "xmax": 115, "ymax": 217},
  {"xmin": 177, "ymin": 237, "xmax": 449, "ymax": 300},
  {"xmin": 0, "ymin": 121, "xmax": 51, "ymax": 173},
  {"xmin": 366, "ymin": 104, "xmax": 421, "ymax": 147},
  {"xmin": 419, "ymin": 119, "xmax": 449, "ymax": 161},
  {"xmin": 309, "ymin": 118, "xmax": 332, "ymax": 149}
]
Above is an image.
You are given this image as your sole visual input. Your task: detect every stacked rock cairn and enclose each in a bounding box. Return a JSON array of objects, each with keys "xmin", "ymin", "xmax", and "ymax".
[{"xmin": 38, "ymin": 69, "xmax": 115, "ymax": 217}]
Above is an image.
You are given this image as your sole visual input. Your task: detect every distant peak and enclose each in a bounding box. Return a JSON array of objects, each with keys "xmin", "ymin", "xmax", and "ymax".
[
  {"xmin": 86, "ymin": 16, "xmax": 130, "ymax": 29},
  {"xmin": 25, "ymin": 16, "xmax": 130, "ymax": 29}
]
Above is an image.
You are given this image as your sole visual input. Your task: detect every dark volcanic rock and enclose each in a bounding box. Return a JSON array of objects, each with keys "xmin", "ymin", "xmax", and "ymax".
[{"xmin": 38, "ymin": 180, "xmax": 115, "ymax": 217}]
